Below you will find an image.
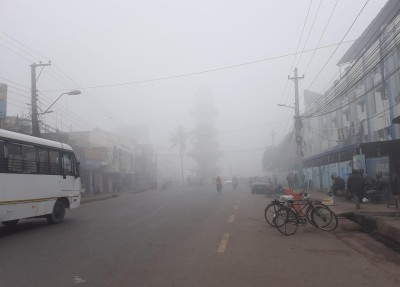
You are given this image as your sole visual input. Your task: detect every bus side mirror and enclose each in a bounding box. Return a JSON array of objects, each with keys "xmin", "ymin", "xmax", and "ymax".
[{"xmin": 75, "ymin": 162, "xmax": 80, "ymax": 178}]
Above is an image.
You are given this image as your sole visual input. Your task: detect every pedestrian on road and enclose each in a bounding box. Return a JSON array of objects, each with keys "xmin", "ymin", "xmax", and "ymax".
[
  {"xmin": 216, "ymin": 176, "xmax": 222, "ymax": 195},
  {"xmin": 347, "ymin": 169, "xmax": 364, "ymax": 209}
]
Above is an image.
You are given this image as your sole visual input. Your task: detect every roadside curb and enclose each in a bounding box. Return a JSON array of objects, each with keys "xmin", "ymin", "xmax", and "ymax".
[
  {"xmin": 376, "ymin": 217, "xmax": 400, "ymax": 244},
  {"xmin": 81, "ymin": 193, "xmax": 120, "ymax": 204},
  {"xmin": 339, "ymin": 211, "xmax": 400, "ymax": 246}
]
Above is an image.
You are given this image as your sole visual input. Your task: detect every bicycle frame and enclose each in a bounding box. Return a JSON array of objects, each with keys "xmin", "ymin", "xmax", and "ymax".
[{"xmin": 285, "ymin": 199, "xmax": 320, "ymax": 225}]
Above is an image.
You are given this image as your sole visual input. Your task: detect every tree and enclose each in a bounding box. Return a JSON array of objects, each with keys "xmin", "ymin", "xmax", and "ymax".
[
  {"xmin": 170, "ymin": 126, "xmax": 188, "ymax": 186},
  {"xmin": 189, "ymin": 87, "xmax": 222, "ymax": 183}
]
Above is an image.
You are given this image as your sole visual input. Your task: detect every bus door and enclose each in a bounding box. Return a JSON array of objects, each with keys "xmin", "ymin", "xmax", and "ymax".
[{"xmin": 61, "ymin": 152, "xmax": 80, "ymax": 194}]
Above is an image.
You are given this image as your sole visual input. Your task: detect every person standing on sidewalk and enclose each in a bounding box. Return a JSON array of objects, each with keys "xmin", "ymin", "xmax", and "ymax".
[{"xmin": 347, "ymin": 169, "xmax": 364, "ymax": 209}]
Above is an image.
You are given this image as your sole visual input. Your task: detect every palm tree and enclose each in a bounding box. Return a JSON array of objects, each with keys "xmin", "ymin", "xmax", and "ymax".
[{"xmin": 170, "ymin": 126, "xmax": 188, "ymax": 186}]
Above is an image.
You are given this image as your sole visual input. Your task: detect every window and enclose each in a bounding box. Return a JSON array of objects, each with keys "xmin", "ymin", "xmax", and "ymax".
[
  {"xmin": 0, "ymin": 140, "xmax": 5, "ymax": 172},
  {"xmin": 49, "ymin": 150, "xmax": 60, "ymax": 175},
  {"xmin": 21, "ymin": 145, "xmax": 37, "ymax": 173},
  {"xmin": 62, "ymin": 153, "xmax": 74, "ymax": 176},
  {"xmin": 38, "ymin": 149, "xmax": 50, "ymax": 174},
  {"xmin": 7, "ymin": 143, "xmax": 22, "ymax": 173}
]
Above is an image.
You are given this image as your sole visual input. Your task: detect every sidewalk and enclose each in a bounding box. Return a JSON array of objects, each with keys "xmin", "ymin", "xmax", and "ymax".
[
  {"xmin": 310, "ymin": 189, "xmax": 400, "ymax": 246},
  {"xmin": 80, "ymin": 192, "xmax": 120, "ymax": 204},
  {"xmin": 80, "ymin": 188, "xmax": 148, "ymax": 204}
]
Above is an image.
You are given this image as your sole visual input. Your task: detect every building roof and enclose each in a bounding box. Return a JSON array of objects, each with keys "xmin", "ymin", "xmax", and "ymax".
[{"xmin": 337, "ymin": 0, "xmax": 400, "ymax": 65}]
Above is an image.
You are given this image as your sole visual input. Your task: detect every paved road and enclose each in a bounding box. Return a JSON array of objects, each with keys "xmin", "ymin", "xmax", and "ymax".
[{"xmin": 1, "ymin": 185, "xmax": 399, "ymax": 287}]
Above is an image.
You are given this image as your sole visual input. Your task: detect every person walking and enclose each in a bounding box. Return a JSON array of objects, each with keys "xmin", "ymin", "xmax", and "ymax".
[
  {"xmin": 216, "ymin": 176, "xmax": 222, "ymax": 195},
  {"xmin": 347, "ymin": 169, "xmax": 364, "ymax": 209}
]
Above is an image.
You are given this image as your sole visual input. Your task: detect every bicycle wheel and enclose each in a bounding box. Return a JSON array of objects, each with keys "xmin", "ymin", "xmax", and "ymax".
[
  {"xmin": 274, "ymin": 207, "xmax": 298, "ymax": 236},
  {"xmin": 311, "ymin": 205, "xmax": 338, "ymax": 231},
  {"xmin": 305, "ymin": 203, "xmax": 320, "ymax": 228},
  {"xmin": 264, "ymin": 201, "xmax": 281, "ymax": 227}
]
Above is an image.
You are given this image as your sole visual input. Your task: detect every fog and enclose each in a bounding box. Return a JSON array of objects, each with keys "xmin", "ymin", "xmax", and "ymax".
[{"xmin": 0, "ymin": 0, "xmax": 387, "ymax": 177}]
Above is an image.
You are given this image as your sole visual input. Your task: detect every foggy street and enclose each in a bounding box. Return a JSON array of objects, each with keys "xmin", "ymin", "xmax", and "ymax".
[
  {"xmin": 1, "ymin": 185, "xmax": 399, "ymax": 287},
  {"xmin": 2, "ymin": 1, "xmax": 400, "ymax": 286}
]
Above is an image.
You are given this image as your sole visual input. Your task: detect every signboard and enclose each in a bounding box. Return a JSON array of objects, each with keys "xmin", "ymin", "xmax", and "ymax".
[
  {"xmin": 83, "ymin": 147, "xmax": 108, "ymax": 169},
  {"xmin": 0, "ymin": 84, "xmax": 7, "ymax": 118}
]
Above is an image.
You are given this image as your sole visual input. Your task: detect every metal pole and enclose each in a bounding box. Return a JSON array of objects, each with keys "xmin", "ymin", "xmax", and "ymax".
[
  {"xmin": 31, "ymin": 64, "xmax": 40, "ymax": 137},
  {"xmin": 30, "ymin": 62, "xmax": 51, "ymax": 137},
  {"xmin": 42, "ymin": 93, "xmax": 66, "ymax": 115},
  {"xmin": 289, "ymin": 67, "xmax": 305, "ymax": 188}
]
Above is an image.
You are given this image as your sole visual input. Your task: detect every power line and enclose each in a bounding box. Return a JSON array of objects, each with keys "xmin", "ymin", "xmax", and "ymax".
[
  {"xmin": 304, "ymin": 0, "xmax": 339, "ymax": 75},
  {"xmin": 303, "ymin": 0, "xmax": 400, "ymax": 117},
  {"xmin": 39, "ymin": 39, "xmax": 361, "ymax": 93},
  {"xmin": 296, "ymin": 0, "xmax": 323, "ymax": 68},
  {"xmin": 274, "ymin": 0, "xmax": 313, "ymax": 136},
  {"xmin": 307, "ymin": 0, "xmax": 370, "ymax": 90},
  {"xmin": 0, "ymin": 31, "xmax": 125, "ymax": 129},
  {"xmin": 304, "ymin": 10, "xmax": 400, "ymax": 118},
  {"xmin": 289, "ymin": 0, "xmax": 313, "ymax": 74}
]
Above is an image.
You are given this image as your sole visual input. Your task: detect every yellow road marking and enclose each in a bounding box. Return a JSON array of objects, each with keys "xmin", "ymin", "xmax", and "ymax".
[
  {"xmin": 73, "ymin": 275, "xmax": 86, "ymax": 284},
  {"xmin": 217, "ymin": 233, "xmax": 230, "ymax": 253},
  {"xmin": 228, "ymin": 215, "xmax": 235, "ymax": 222}
]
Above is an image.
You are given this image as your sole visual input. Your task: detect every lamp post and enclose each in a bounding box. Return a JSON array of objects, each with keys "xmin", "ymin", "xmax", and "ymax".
[
  {"xmin": 34, "ymin": 90, "xmax": 81, "ymax": 137},
  {"xmin": 42, "ymin": 90, "xmax": 81, "ymax": 115},
  {"xmin": 277, "ymin": 104, "xmax": 295, "ymax": 109}
]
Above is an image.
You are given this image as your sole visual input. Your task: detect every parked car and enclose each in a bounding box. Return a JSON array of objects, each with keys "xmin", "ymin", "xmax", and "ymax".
[{"xmin": 251, "ymin": 177, "xmax": 274, "ymax": 194}]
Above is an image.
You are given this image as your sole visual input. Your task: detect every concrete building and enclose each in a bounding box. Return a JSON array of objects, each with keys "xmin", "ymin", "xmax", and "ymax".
[
  {"xmin": 44, "ymin": 130, "xmax": 137, "ymax": 194},
  {"xmin": 302, "ymin": 0, "xmax": 400, "ymax": 198}
]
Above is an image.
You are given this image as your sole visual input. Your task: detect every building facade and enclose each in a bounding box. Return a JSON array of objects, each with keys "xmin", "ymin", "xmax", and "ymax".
[
  {"xmin": 302, "ymin": 0, "xmax": 400, "ymax": 197},
  {"xmin": 44, "ymin": 130, "xmax": 137, "ymax": 194}
]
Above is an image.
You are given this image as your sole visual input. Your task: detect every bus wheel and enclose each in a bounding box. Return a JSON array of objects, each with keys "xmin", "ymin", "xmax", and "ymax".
[
  {"xmin": 2, "ymin": 219, "xmax": 19, "ymax": 227},
  {"xmin": 47, "ymin": 200, "xmax": 66, "ymax": 224}
]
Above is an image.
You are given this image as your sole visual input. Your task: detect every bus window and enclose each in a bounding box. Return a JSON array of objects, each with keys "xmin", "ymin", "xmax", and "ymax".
[
  {"xmin": 7, "ymin": 143, "xmax": 22, "ymax": 173},
  {"xmin": 49, "ymin": 150, "xmax": 61, "ymax": 175},
  {"xmin": 0, "ymin": 140, "xmax": 5, "ymax": 172},
  {"xmin": 62, "ymin": 153, "xmax": 74, "ymax": 176},
  {"xmin": 38, "ymin": 148, "xmax": 50, "ymax": 174},
  {"xmin": 22, "ymin": 145, "xmax": 37, "ymax": 173}
]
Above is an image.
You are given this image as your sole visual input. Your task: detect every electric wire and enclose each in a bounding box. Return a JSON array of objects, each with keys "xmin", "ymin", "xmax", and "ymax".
[
  {"xmin": 296, "ymin": 0, "xmax": 323, "ymax": 68},
  {"xmin": 303, "ymin": 5, "xmax": 400, "ymax": 118},
  {"xmin": 0, "ymin": 30, "xmax": 126, "ymax": 132},
  {"xmin": 304, "ymin": 14, "xmax": 400, "ymax": 118},
  {"xmin": 274, "ymin": 0, "xmax": 314, "ymax": 145},
  {"xmin": 307, "ymin": 0, "xmax": 371, "ymax": 91},
  {"xmin": 304, "ymin": 0, "xmax": 339, "ymax": 75}
]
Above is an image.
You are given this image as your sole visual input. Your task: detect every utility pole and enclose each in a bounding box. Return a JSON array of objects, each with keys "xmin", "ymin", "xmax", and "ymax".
[
  {"xmin": 288, "ymin": 67, "xmax": 304, "ymax": 186},
  {"xmin": 31, "ymin": 62, "xmax": 51, "ymax": 137}
]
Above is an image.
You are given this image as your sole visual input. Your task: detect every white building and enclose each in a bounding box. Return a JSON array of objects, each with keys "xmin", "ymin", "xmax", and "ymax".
[{"xmin": 301, "ymin": 0, "xmax": 400, "ymax": 197}]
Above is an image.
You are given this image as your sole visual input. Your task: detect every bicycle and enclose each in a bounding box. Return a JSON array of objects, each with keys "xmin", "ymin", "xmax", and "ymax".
[
  {"xmin": 264, "ymin": 193, "xmax": 313, "ymax": 227},
  {"xmin": 273, "ymin": 193, "xmax": 338, "ymax": 236},
  {"xmin": 264, "ymin": 192, "xmax": 309, "ymax": 227},
  {"xmin": 264, "ymin": 192, "xmax": 316, "ymax": 227},
  {"xmin": 264, "ymin": 199, "xmax": 285, "ymax": 227}
]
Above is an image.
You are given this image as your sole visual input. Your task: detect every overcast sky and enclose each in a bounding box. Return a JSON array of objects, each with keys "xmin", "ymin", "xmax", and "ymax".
[{"xmin": 0, "ymin": 0, "xmax": 388, "ymax": 177}]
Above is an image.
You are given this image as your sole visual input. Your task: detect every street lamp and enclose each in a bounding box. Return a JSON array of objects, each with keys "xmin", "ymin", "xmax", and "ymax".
[
  {"xmin": 277, "ymin": 104, "xmax": 295, "ymax": 109},
  {"xmin": 42, "ymin": 90, "xmax": 81, "ymax": 115}
]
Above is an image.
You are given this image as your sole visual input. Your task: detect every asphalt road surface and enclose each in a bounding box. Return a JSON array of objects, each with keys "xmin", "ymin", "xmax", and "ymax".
[{"xmin": 1, "ymin": 184, "xmax": 399, "ymax": 287}]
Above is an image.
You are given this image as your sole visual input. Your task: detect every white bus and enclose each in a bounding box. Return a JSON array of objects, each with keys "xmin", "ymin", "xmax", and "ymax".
[{"xmin": 0, "ymin": 129, "xmax": 81, "ymax": 226}]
